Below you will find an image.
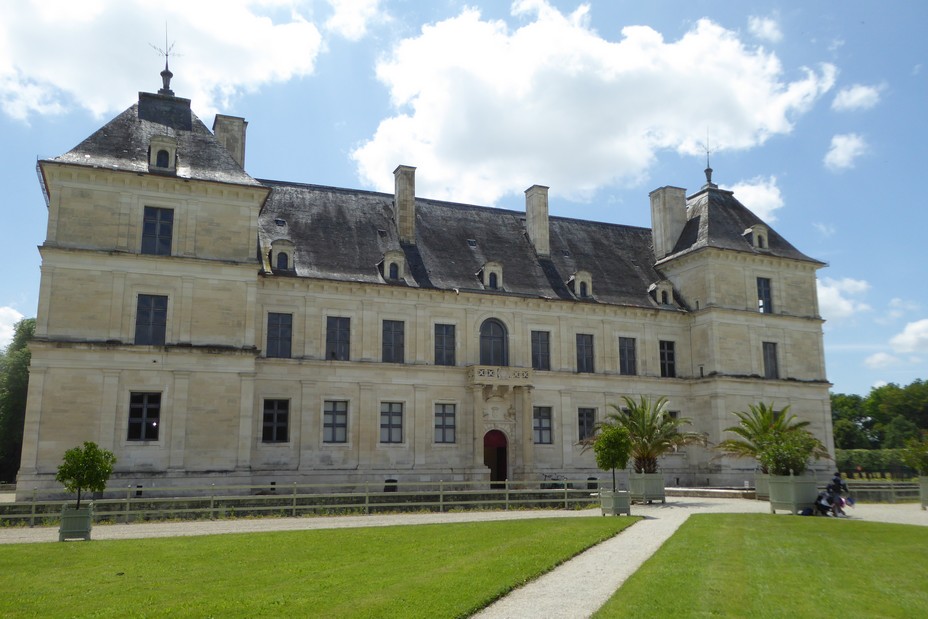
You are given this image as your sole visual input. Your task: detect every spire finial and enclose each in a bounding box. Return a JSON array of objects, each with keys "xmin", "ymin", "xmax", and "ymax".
[
  {"xmin": 150, "ymin": 25, "xmax": 176, "ymax": 96},
  {"xmin": 703, "ymin": 128, "xmax": 716, "ymax": 188}
]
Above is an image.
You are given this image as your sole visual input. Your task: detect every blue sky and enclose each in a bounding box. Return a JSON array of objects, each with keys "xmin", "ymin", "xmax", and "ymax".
[{"xmin": 1, "ymin": 0, "xmax": 926, "ymax": 396}]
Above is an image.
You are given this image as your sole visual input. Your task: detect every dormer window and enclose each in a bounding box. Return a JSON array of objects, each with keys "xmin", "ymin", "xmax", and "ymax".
[
  {"xmin": 269, "ymin": 239, "xmax": 295, "ymax": 273},
  {"xmin": 744, "ymin": 224, "xmax": 770, "ymax": 250},
  {"xmin": 380, "ymin": 250, "xmax": 406, "ymax": 282},
  {"xmin": 488, "ymin": 272, "xmax": 498, "ymax": 289},
  {"xmin": 649, "ymin": 281, "xmax": 675, "ymax": 307},
  {"xmin": 389, "ymin": 263, "xmax": 399, "ymax": 280},
  {"xmin": 277, "ymin": 252, "xmax": 289, "ymax": 270},
  {"xmin": 148, "ymin": 135, "xmax": 177, "ymax": 173},
  {"xmin": 567, "ymin": 270, "xmax": 593, "ymax": 299},
  {"xmin": 479, "ymin": 262, "xmax": 503, "ymax": 291}
]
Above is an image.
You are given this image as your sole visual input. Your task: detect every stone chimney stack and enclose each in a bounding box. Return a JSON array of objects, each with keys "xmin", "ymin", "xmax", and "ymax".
[
  {"xmin": 525, "ymin": 184, "xmax": 550, "ymax": 257},
  {"xmin": 213, "ymin": 114, "xmax": 248, "ymax": 169},
  {"xmin": 394, "ymin": 165, "xmax": 417, "ymax": 244},
  {"xmin": 649, "ymin": 186, "xmax": 687, "ymax": 260}
]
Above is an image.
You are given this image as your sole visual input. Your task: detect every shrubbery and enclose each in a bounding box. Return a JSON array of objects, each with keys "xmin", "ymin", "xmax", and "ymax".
[{"xmin": 835, "ymin": 449, "xmax": 917, "ymax": 478}]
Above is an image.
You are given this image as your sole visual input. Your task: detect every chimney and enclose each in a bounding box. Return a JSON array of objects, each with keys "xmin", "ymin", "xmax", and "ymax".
[
  {"xmin": 525, "ymin": 184, "xmax": 550, "ymax": 257},
  {"xmin": 649, "ymin": 186, "xmax": 687, "ymax": 260},
  {"xmin": 394, "ymin": 165, "xmax": 416, "ymax": 244},
  {"xmin": 213, "ymin": 114, "xmax": 248, "ymax": 169}
]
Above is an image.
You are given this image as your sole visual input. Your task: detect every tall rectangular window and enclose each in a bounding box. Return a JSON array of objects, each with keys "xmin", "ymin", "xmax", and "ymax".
[
  {"xmin": 763, "ymin": 342, "xmax": 779, "ymax": 379},
  {"xmin": 578, "ymin": 408, "xmax": 596, "ymax": 441},
  {"xmin": 576, "ymin": 333, "xmax": 594, "ymax": 373},
  {"xmin": 619, "ymin": 337, "xmax": 637, "ymax": 376},
  {"xmin": 262, "ymin": 399, "xmax": 289, "ymax": 443},
  {"xmin": 659, "ymin": 340, "xmax": 676, "ymax": 378},
  {"xmin": 531, "ymin": 330, "xmax": 551, "ymax": 371},
  {"xmin": 141, "ymin": 206, "xmax": 174, "ymax": 256},
  {"xmin": 533, "ymin": 406, "xmax": 553, "ymax": 444},
  {"xmin": 266, "ymin": 312, "xmax": 292, "ymax": 358},
  {"xmin": 434, "ymin": 324, "xmax": 456, "ymax": 366},
  {"xmin": 382, "ymin": 320, "xmax": 405, "ymax": 363},
  {"xmin": 757, "ymin": 277, "xmax": 773, "ymax": 314},
  {"xmin": 128, "ymin": 392, "xmax": 160, "ymax": 441},
  {"xmin": 380, "ymin": 402, "xmax": 403, "ymax": 444},
  {"xmin": 323, "ymin": 400, "xmax": 348, "ymax": 444},
  {"xmin": 135, "ymin": 294, "xmax": 168, "ymax": 345},
  {"xmin": 326, "ymin": 316, "xmax": 350, "ymax": 361},
  {"xmin": 434, "ymin": 403, "xmax": 456, "ymax": 444}
]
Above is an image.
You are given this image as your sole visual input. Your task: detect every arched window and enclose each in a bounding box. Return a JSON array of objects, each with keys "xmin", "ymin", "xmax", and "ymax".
[
  {"xmin": 156, "ymin": 149, "xmax": 169, "ymax": 168},
  {"xmin": 758, "ymin": 234, "xmax": 767, "ymax": 249},
  {"xmin": 389, "ymin": 262, "xmax": 399, "ymax": 279},
  {"xmin": 579, "ymin": 281, "xmax": 588, "ymax": 298},
  {"xmin": 488, "ymin": 272, "xmax": 498, "ymax": 290},
  {"xmin": 661, "ymin": 291, "xmax": 669, "ymax": 305},
  {"xmin": 276, "ymin": 252, "xmax": 289, "ymax": 270},
  {"xmin": 480, "ymin": 319, "xmax": 508, "ymax": 366}
]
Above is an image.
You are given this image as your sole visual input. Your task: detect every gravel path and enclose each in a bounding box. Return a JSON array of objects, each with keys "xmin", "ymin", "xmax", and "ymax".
[{"xmin": 1, "ymin": 496, "xmax": 924, "ymax": 618}]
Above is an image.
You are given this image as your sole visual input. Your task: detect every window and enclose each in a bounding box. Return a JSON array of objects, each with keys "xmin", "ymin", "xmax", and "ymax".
[
  {"xmin": 276, "ymin": 252, "xmax": 289, "ymax": 270},
  {"xmin": 763, "ymin": 342, "xmax": 779, "ymax": 379},
  {"xmin": 388, "ymin": 263, "xmax": 399, "ymax": 280},
  {"xmin": 323, "ymin": 400, "xmax": 348, "ymax": 443},
  {"xmin": 434, "ymin": 324, "xmax": 456, "ymax": 366},
  {"xmin": 661, "ymin": 290, "xmax": 670, "ymax": 304},
  {"xmin": 326, "ymin": 317, "xmax": 350, "ymax": 360},
  {"xmin": 757, "ymin": 277, "xmax": 773, "ymax": 314},
  {"xmin": 579, "ymin": 281, "xmax": 589, "ymax": 298},
  {"xmin": 262, "ymin": 399, "xmax": 289, "ymax": 443},
  {"xmin": 488, "ymin": 272, "xmax": 499, "ymax": 289},
  {"xmin": 578, "ymin": 408, "xmax": 596, "ymax": 441},
  {"xmin": 434, "ymin": 403, "xmax": 456, "ymax": 443},
  {"xmin": 533, "ymin": 406, "xmax": 553, "ymax": 444},
  {"xmin": 266, "ymin": 313, "xmax": 292, "ymax": 358},
  {"xmin": 576, "ymin": 333, "xmax": 594, "ymax": 373},
  {"xmin": 141, "ymin": 206, "xmax": 173, "ymax": 256},
  {"xmin": 135, "ymin": 294, "xmax": 167, "ymax": 345},
  {"xmin": 156, "ymin": 149, "xmax": 170, "ymax": 168},
  {"xmin": 382, "ymin": 320, "xmax": 405, "ymax": 363},
  {"xmin": 380, "ymin": 402, "xmax": 403, "ymax": 443},
  {"xmin": 479, "ymin": 319, "xmax": 508, "ymax": 366},
  {"xmin": 128, "ymin": 392, "xmax": 160, "ymax": 441},
  {"xmin": 659, "ymin": 340, "xmax": 676, "ymax": 378},
  {"xmin": 619, "ymin": 337, "xmax": 637, "ymax": 376},
  {"xmin": 531, "ymin": 330, "xmax": 550, "ymax": 371}
]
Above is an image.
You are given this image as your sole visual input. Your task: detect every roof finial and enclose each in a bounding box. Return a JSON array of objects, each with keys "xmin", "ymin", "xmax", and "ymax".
[
  {"xmin": 703, "ymin": 128, "xmax": 716, "ymax": 188},
  {"xmin": 150, "ymin": 25, "xmax": 176, "ymax": 96}
]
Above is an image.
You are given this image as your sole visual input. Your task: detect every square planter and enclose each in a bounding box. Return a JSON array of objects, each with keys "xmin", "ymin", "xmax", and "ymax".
[
  {"xmin": 768, "ymin": 473, "xmax": 819, "ymax": 515},
  {"xmin": 920, "ymin": 477, "xmax": 927, "ymax": 511},
  {"xmin": 59, "ymin": 505, "xmax": 93, "ymax": 541},
  {"xmin": 629, "ymin": 472, "xmax": 666, "ymax": 504},
  {"xmin": 754, "ymin": 473, "xmax": 769, "ymax": 501},
  {"xmin": 600, "ymin": 490, "xmax": 631, "ymax": 516}
]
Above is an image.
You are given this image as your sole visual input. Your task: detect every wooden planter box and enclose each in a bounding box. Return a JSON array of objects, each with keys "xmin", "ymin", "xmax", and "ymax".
[
  {"xmin": 920, "ymin": 477, "xmax": 927, "ymax": 511},
  {"xmin": 59, "ymin": 505, "xmax": 93, "ymax": 541},
  {"xmin": 600, "ymin": 490, "xmax": 631, "ymax": 516},
  {"xmin": 768, "ymin": 474, "xmax": 819, "ymax": 515},
  {"xmin": 754, "ymin": 473, "xmax": 769, "ymax": 501},
  {"xmin": 629, "ymin": 472, "xmax": 666, "ymax": 504}
]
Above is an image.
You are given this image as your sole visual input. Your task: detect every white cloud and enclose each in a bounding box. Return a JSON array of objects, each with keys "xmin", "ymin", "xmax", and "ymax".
[
  {"xmin": 0, "ymin": 0, "xmax": 324, "ymax": 121},
  {"xmin": 325, "ymin": 0, "xmax": 386, "ymax": 41},
  {"xmin": 813, "ymin": 222, "xmax": 836, "ymax": 237},
  {"xmin": 824, "ymin": 133, "xmax": 867, "ymax": 171},
  {"xmin": 748, "ymin": 16, "xmax": 782, "ymax": 43},
  {"xmin": 352, "ymin": 3, "xmax": 836, "ymax": 204},
  {"xmin": 0, "ymin": 306, "xmax": 25, "ymax": 350},
  {"xmin": 889, "ymin": 318, "xmax": 928, "ymax": 354},
  {"xmin": 817, "ymin": 277, "xmax": 871, "ymax": 320},
  {"xmin": 722, "ymin": 176, "xmax": 783, "ymax": 222},
  {"xmin": 831, "ymin": 84, "xmax": 882, "ymax": 111},
  {"xmin": 865, "ymin": 352, "xmax": 899, "ymax": 369}
]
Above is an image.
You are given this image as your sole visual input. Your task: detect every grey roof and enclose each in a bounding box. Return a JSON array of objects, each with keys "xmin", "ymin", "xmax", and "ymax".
[
  {"xmin": 46, "ymin": 92, "xmax": 261, "ymax": 187},
  {"xmin": 665, "ymin": 184, "xmax": 822, "ymax": 265},
  {"xmin": 258, "ymin": 180, "xmax": 670, "ymax": 309}
]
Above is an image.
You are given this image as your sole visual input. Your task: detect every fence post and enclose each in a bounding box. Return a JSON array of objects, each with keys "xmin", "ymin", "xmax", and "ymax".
[
  {"xmin": 210, "ymin": 484, "xmax": 216, "ymax": 520},
  {"xmin": 439, "ymin": 480, "xmax": 444, "ymax": 513},
  {"xmin": 365, "ymin": 483, "xmax": 370, "ymax": 515},
  {"xmin": 125, "ymin": 486, "xmax": 132, "ymax": 524},
  {"xmin": 30, "ymin": 488, "xmax": 37, "ymax": 527},
  {"xmin": 563, "ymin": 482, "xmax": 569, "ymax": 509},
  {"xmin": 505, "ymin": 479, "xmax": 510, "ymax": 511},
  {"xmin": 292, "ymin": 482, "xmax": 297, "ymax": 517}
]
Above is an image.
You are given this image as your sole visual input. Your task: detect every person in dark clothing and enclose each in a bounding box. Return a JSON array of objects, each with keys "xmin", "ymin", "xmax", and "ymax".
[{"xmin": 828, "ymin": 471, "xmax": 849, "ymax": 517}]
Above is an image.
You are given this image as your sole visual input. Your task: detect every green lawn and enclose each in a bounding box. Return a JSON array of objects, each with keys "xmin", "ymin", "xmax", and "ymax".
[
  {"xmin": 596, "ymin": 513, "xmax": 928, "ymax": 618},
  {"xmin": 0, "ymin": 517, "xmax": 635, "ymax": 618}
]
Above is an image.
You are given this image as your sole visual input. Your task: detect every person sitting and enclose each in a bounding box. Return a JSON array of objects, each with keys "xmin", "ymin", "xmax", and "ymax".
[{"xmin": 827, "ymin": 471, "xmax": 849, "ymax": 517}]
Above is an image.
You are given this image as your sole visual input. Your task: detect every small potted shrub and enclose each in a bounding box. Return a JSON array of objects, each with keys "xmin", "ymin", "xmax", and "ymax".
[
  {"xmin": 591, "ymin": 424, "xmax": 632, "ymax": 516},
  {"xmin": 759, "ymin": 430, "xmax": 827, "ymax": 515},
  {"xmin": 901, "ymin": 434, "xmax": 928, "ymax": 510},
  {"xmin": 55, "ymin": 441, "xmax": 116, "ymax": 541}
]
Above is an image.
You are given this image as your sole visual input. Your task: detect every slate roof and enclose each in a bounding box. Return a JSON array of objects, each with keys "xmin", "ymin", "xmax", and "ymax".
[
  {"xmin": 257, "ymin": 180, "xmax": 670, "ymax": 309},
  {"xmin": 665, "ymin": 183, "xmax": 822, "ymax": 265},
  {"xmin": 45, "ymin": 92, "xmax": 261, "ymax": 187}
]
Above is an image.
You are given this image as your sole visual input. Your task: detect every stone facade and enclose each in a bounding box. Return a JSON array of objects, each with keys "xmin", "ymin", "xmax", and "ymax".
[{"xmin": 17, "ymin": 83, "xmax": 832, "ymax": 498}]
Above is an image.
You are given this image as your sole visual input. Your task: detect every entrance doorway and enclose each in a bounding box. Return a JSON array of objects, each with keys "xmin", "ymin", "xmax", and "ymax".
[{"xmin": 483, "ymin": 430, "xmax": 508, "ymax": 489}]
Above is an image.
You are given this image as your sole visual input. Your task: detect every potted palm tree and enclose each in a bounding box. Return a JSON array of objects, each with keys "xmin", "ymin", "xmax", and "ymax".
[
  {"xmin": 55, "ymin": 441, "xmax": 116, "ymax": 541},
  {"xmin": 716, "ymin": 403, "xmax": 814, "ymax": 500},
  {"xmin": 901, "ymin": 434, "xmax": 928, "ymax": 510},
  {"xmin": 591, "ymin": 424, "xmax": 632, "ymax": 516},
  {"xmin": 758, "ymin": 429, "xmax": 828, "ymax": 515},
  {"xmin": 601, "ymin": 396, "xmax": 705, "ymax": 504}
]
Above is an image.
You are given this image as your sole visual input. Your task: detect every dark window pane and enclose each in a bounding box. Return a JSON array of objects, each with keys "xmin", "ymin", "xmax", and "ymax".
[
  {"xmin": 479, "ymin": 319, "xmax": 508, "ymax": 366},
  {"xmin": 135, "ymin": 294, "xmax": 168, "ymax": 345},
  {"xmin": 434, "ymin": 403, "xmax": 456, "ymax": 443},
  {"xmin": 435, "ymin": 324, "xmax": 456, "ymax": 366},
  {"xmin": 262, "ymin": 399, "xmax": 289, "ymax": 443},
  {"xmin": 324, "ymin": 400, "xmax": 348, "ymax": 443},
  {"xmin": 380, "ymin": 402, "xmax": 403, "ymax": 443},
  {"xmin": 533, "ymin": 406, "xmax": 553, "ymax": 444},
  {"xmin": 128, "ymin": 392, "xmax": 161, "ymax": 441},
  {"xmin": 267, "ymin": 313, "xmax": 292, "ymax": 358},
  {"xmin": 763, "ymin": 342, "xmax": 779, "ymax": 379},
  {"xmin": 619, "ymin": 337, "xmax": 637, "ymax": 376},
  {"xmin": 576, "ymin": 334, "xmax": 594, "ymax": 373},
  {"xmin": 531, "ymin": 331, "xmax": 550, "ymax": 371},
  {"xmin": 578, "ymin": 408, "xmax": 595, "ymax": 441},
  {"xmin": 757, "ymin": 277, "xmax": 773, "ymax": 313},
  {"xmin": 276, "ymin": 253, "xmax": 289, "ymax": 270},
  {"xmin": 382, "ymin": 320, "xmax": 405, "ymax": 363},
  {"xmin": 141, "ymin": 207, "xmax": 173, "ymax": 256},
  {"xmin": 326, "ymin": 317, "xmax": 350, "ymax": 360},
  {"xmin": 659, "ymin": 340, "xmax": 676, "ymax": 378}
]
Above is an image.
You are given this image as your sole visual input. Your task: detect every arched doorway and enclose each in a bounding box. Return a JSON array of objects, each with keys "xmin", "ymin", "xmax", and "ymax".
[{"xmin": 484, "ymin": 430, "xmax": 508, "ymax": 489}]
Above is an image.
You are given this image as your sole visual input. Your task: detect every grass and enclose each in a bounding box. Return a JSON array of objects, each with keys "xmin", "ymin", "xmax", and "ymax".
[
  {"xmin": 0, "ymin": 516, "xmax": 636, "ymax": 618},
  {"xmin": 595, "ymin": 513, "xmax": 928, "ymax": 618}
]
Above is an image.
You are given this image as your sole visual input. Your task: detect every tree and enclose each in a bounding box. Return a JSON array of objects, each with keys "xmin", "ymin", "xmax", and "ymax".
[
  {"xmin": 882, "ymin": 416, "xmax": 920, "ymax": 449},
  {"xmin": 0, "ymin": 318, "xmax": 35, "ymax": 482},
  {"xmin": 833, "ymin": 418, "xmax": 870, "ymax": 449},
  {"xmin": 601, "ymin": 396, "xmax": 705, "ymax": 474},
  {"xmin": 591, "ymin": 424, "xmax": 632, "ymax": 492},
  {"xmin": 716, "ymin": 403, "xmax": 827, "ymax": 472},
  {"xmin": 55, "ymin": 442, "xmax": 117, "ymax": 508},
  {"xmin": 757, "ymin": 429, "xmax": 828, "ymax": 476}
]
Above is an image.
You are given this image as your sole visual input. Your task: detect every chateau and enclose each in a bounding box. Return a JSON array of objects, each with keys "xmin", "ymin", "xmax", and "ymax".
[{"xmin": 17, "ymin": 70, "xmax": 833, "ymax": 497}]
